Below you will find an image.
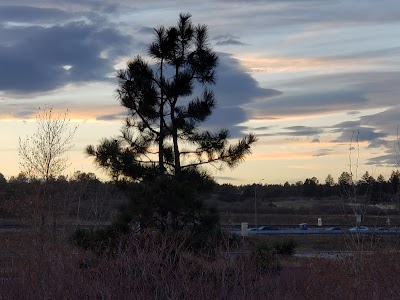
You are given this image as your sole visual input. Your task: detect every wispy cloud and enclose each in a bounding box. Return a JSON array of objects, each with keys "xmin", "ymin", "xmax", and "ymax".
[
  {"xmin": 213, "ymin": 34, "xmax": 246, "ymax": 46},
  {"xmin": 216, "ymin": 39, "xmax": 246, "ymax": 46},
  {"xmin": 96, "ymin": 112, "xmax": 127, "ymax": 121},
  {"xmin": 313, "ymin": 149, "xmax": 333, "ymax": 157}
]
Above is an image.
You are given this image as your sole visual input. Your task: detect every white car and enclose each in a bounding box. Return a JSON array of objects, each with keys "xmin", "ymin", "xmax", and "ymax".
[
  {"xmin": 258, "ymin": 225, "xmax": 277, "ymax": 231},
  {"xmin": 349, "ymin": 226, "xmax": 369, "ymax": 233}
]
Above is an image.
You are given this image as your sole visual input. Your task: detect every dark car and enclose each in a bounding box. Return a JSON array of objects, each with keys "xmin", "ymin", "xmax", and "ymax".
[
  {"xmin": 326, "ymin": 227, "xmax": 342, "ymax": 231},
  {"xmin": 374, "ymin": 227, "xmax": 389, "ymax": 231}
]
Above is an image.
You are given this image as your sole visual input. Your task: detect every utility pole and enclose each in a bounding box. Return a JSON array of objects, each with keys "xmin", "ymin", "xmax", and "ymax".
[{"xmin": 254, "ymin": 179, "xmax": 264, "ymax": 230}]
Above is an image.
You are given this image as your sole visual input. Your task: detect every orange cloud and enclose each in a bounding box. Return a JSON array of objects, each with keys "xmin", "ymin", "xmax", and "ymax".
[{"xmin": 236, "ymin": 55, "xmax": 379, "ymax": 74}]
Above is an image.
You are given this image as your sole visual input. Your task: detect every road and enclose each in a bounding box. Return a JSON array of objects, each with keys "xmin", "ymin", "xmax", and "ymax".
[{"xmin": 230, "ymin": 228, "xmax": 400, "ymax": 236}]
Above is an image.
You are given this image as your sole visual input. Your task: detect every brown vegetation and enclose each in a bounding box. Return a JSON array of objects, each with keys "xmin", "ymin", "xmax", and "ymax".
[
  {"xmin": 0, "ymin": 174, "xmax": 399, "ymax": 299},
  {"xmin": 1, "ymin": 229, "xmax": 399, "ymax": 299}
]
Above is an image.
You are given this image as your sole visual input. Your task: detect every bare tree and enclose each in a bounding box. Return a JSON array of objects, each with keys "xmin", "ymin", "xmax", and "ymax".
[
  {"xmin": 18, "ymin": 107, "xmax": 78, "ymax": 227},
  {"xmin": 19, "ymin": 107, "xmax": 78, "ymax": 182}
]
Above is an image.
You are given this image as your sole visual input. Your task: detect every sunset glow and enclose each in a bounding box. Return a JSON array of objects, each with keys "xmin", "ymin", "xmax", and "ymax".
[{"xmin": 1, "ymin": 1, "xmax": 400, "ymax": 185}]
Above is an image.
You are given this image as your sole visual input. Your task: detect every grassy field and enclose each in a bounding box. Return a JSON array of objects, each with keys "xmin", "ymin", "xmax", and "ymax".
[
  {"xmin": 246, "ymin": 233, "xmax": 400, "ymax": 252},
  {"xmin": 1, "ymin": 194, "xmax": 399, "ymax": 299}
]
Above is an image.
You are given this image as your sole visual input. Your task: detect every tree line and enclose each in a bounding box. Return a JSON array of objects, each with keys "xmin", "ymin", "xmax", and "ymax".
[
  {"xmin": 0, "ymin": 171, "xmax": 122, "ymax": 224},
  {"xmin": 214, "ymin": 170, "xmax": 400, "ymax": 202},
  {"xmin": 2, "ymin": 169, "xmax": 399, "ymax": 205}
]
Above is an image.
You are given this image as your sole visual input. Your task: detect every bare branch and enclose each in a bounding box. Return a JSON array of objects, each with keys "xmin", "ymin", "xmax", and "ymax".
[{"xmin": 18, "ymin": 107, "xmax": 78, "ymax": 181}]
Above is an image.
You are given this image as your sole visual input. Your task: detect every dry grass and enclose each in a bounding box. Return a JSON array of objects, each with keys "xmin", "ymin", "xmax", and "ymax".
[
  {"xmin": 250, "ymin": 233, "xmax": 400, "ymax": 252},
  {"xmin": 0, "ymin": 230, "xmax": 307, "ymax": 300},
  {"xmin": 0, "ymin": 228, "xmax": 399, "ymax": 300},
  {"xmin": 307, "ymin": 252, "xmax": 400, "ymax": 300}
]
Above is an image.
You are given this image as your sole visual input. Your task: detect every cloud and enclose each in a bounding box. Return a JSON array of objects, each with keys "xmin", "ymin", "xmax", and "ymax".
[
  {"xmin": 254, "ymin": 127, "xmax": 323, "ymax": 138},
  {"xmin": 216, "ymin": 39, "xmax": 246, "ymax": 46},
  {"xmin": 313, "ymin": 149, "xmax": 333, "ymax": 157},
  {"xmin": 214, "ymin": 53, "xmax": 281, "ymax": 107},
  {"xmin": 354, "ymin": 107, "xmax": 400, "ymax": 166},
  {"xmin": 213, "ymin": 34, "xmax": 245, "ymax": 47},
  {"xmin": 2, "ymin": 1, "xmax": 399, "ymax": 150},
  {"xmin": 250, "ymin": 90, "xmax": 367, "ymax": 118},
  {"xmin": 0, "ymin": 5, "xmax": 71, "ymax": 23},
  {"xmin": 204, "ymin": 106, "xmax": 248, "ymax": 138},
  {"xmin": 347, "ymin": 111, "xmax": 360, "ymax": 115},
  {"xmin": 366, "ymin": 153, "xmax": 398, "ymax": 167},
  {"xmin": 13, "ymin": 110, "xmax": 36, "ymax": 118},
  {"xmin": 367, "ymin": 138, "xmax": 390, "ymax": 149},
  {"xmin": 201, "ymin": 53, "xmax": 281, "ymax": 137},
  {"xmin": 96, "ymin": 112, "xmax": 127, "ymax": 121},
  {"xmin": 0, "ymin": 20, "xmax": 132, "ymax": 94},
  {"xmin": 282, "ymin": 71, "xmax": 400, "ymax": 93},
  {"xmin": 283, "ymin": 126, "xmax": 323, "ymax": 136},
  {"xmin": 19, "ymin": 1, "xmax": 128, "ymax": 15},
  {"xmin": 249, "ymin": 70, "xmax": 400, "ymax": 120},
  {"xmin": 311, "ymin": 137, "xmax": 320, "ymax": 143},
  {"xmin": 360, "ymin": 107, "xmax": 400, "ymax": 135},
  {"xmin": 137, "ymin": 26, "xmax": 154, "ymax": 35},
  {"xmin": 329, "ymin": 121, "xmax": 388, "ymax": 152},
  {"xmin": 253, "ymin": 126, "xmax": 271, "ymax": 131},
  {"xmin": 213, "ymin": 34, "xmax": 239, "ymax": 41}
]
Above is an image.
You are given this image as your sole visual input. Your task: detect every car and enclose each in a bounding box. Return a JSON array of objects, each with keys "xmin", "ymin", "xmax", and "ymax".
[
  {"xmin": 326, "ymin": 227, "xmax": 342, "ymax": 231},
  {"xmin": 374, "ymin": 227, "xmax": 389, "ymax": 232},
  {"xmin": 374, "ymin": 227, "xmax": 389, "ymax": 231},
  {"xmin": 257, "ymin": 225, "xmax": 277, "ymax": 231},
  {"xmin": 349, "ymin": 226, "xmax": 369, "ymax": 233}
]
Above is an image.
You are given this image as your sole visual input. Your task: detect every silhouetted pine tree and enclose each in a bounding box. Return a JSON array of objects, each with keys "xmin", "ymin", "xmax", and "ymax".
[
  {"xmin": 81, "ymin": 14, "xmax": 256, "ymax": 250},
  {"xmin": 86, "ymin": 13, "xmax": 256, "ymax": 181}
]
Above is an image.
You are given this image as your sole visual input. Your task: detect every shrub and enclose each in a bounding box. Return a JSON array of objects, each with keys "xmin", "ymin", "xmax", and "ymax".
[
  {"xmin": 251, "ymin": 241, "xmax": 282, "ymax": 274},
  {"xmin": 250, "ymin": 238, "xmax": 298, "ymax": 274},
  {"xmin": 273, "ymin": 238, "xmax": 298, "ymax": 256}
]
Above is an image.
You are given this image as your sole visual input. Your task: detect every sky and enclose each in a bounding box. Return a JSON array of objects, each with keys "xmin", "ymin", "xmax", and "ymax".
[{"xmin": 1, "ymin": 0, "xmax": 400, "ymax": 185}]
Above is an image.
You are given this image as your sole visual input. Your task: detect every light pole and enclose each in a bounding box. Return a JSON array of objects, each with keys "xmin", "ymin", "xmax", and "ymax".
[{"xmin": 254, "ymin": 179, "xmax": 264, "ymax": 230}]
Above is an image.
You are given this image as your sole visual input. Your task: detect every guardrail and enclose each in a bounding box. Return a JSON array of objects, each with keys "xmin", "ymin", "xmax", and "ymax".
[{"xmin": 230, "ymin": 229, "xmax": 400, "ymax": 236}]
